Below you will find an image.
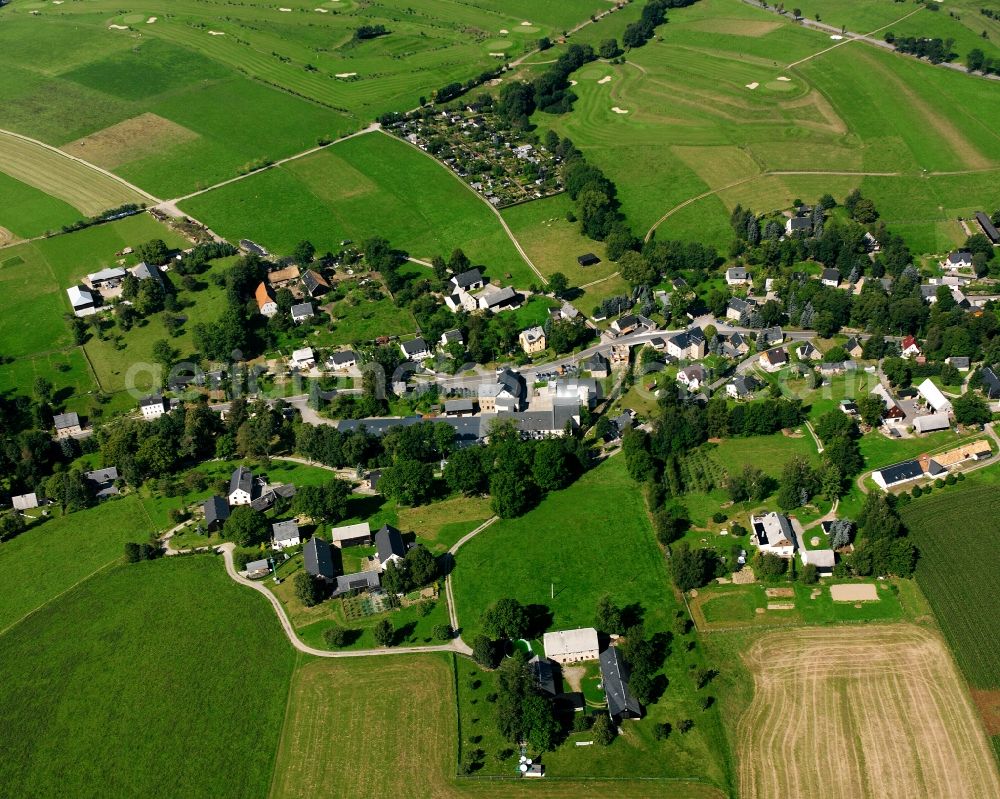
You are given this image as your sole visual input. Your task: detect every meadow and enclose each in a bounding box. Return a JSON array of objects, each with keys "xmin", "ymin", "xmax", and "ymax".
[
  {"xmin": 525, "ymin": 0, "xmax": 1000, "ymax": 257},
  {"xmin": 271, "ymin": 654, "xmax": 727, "ymax": 799},
  {"xmin": 0, "ymin": 495, "xmax": 156, "ymax": 634},
  {"xmin": 0, "ymin": 171, "xmax": 82, "ymax": 240},
  {"xmin": 0, "ymin": 556, "xmax": 296, "ymax": 799},
  {"xmin": 183, "ymin": 132, "xmax": 538, "ymax": 286},
  {"xmin": 902, "ymin": 475, "xmax": 1000, "ymax": 689}
]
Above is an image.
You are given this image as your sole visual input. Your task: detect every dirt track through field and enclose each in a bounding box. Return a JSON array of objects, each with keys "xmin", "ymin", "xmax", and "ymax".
[{"xmin": 736, "ymin": 625, "xmax": 1000, "ymax": 799}]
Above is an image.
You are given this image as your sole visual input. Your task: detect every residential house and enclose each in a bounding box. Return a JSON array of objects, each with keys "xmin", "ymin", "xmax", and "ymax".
[
  {"xmin": 796, "ymin": 342, "xmax": 820, "ymax": 361},
  {"xmin": 291, "ymin": 347, "xmax": 315, "ymax": 369},
  {"xmin": 326, "ymin": 350, "xmax": 358, "ymax": 370},
  {"xmin": 577, "ymin": 253, "xmax": 600, "ymax": 267},
  {"xmin": 599, "ymin": 646, "xmax": 642, "ymax": 723},
  {"xmin": 610, "ymin": 314, "xmax": 653, "ymax": 337},
  {"xmin": 85, "ymin": 467, "xmax": 119, "ymax": 499},
  {"xmin": 475, "ymin": 284, "xmax": 520, "ymax": 312},
  {"xmin": 400, "ymin": 337, "xmax": 431, "ymax": 361},
  {"xmin": 677, "ymin": 364, "xmax": 705, "ymax": 390},
  {"xmin": 871, "ymin": 383, "xmax": 906, "ymax": 423},
  {"xmin": 980, "ymin": 366, "xmax": 1000, "ymax": 399},
  {"xmin": 239, "ymin": 239, "xmax": 269, "ymax": 258},
  {"xmin": 203, "ymin": 496, "xmax": 230, "ymax": 531},
  {"xmin": 131, "ymin": 261, "xmax": 163, "ymax": 285},
  {"xmin": 444, "ymin": 399, "xmax": 475, "ymax": 416},
  {"xmin": 290, "ymin": 302, "xmax": 314, "ymax": 324},
  {"xmin": 726, "ymin": 374, "xmax": 762, "ymax": 400},
  {"xmin": 759, "ymin": 348, "xmax": 788, "ymax": 372},
  {"xmin": 53, "ymin": 412, "xmax": 82, "ymax": 439},
  {"xmin": 478, "ymin": 369, "xmax": 526, "ymax": 413},
  {"xmin": 255, "ymin": 282, "xmax": 278, "ymax": 317},
  {"xmin": 725, "ymin": 266, "xmax": 750, "ymax": 286},
  {"xmin": 975, "ymin": 211, "xmax": 1000, "ymax": 243},
  {"xmin": 914, "ymin": 413, "xmax": 951, "ymax": 434},
  {"xmin": 375, "ymin": 524, "xmax": 406, "ymax": 572},
  {"xmin": 820, "ymin": 267, "xmax": 841, "ymax": 287},
  {"xmin": 946, "ymin": 356, "xmax": 970, "ymax": 371},
  {"xmin": 785, "ymin": 216, "xmax": 812, "ymax": 235},
  {"xmin": 271, "ymin": 520, "xmax": 301, "ymax": 550},
  {"xmin": 819, "ymin": 360, "xmax": 857, "ymax": 376},
  {"xmin": 559, "ymin": 302, "xmax": 580, "ymax": 321},
  {"xmin": 916, "ymin": 378, "xmax": 952, "ymax": 413},
  {"xmin": 330, "ymin": 521, "xmax": 372, "ymax": 548},
  {"xmin": 88, "ymin": 266, "xmax": 128, "ymax": 288},
  {"xmin": 450, "ymin": 268, "xmax": 485, "ymax": 293},
  {"xmin": 12, "ymin": 493, "xmax": 39, "ymax": 511},
  {"xmin": 67, "ymin": 285, "xmax": 97, "ymax": 317},
  {"xmin": 303, "ymin": 536, "xmax": 337, "ymax": 581},
  {"xmin": 844, "ymin": 336, "xmax": 864, "ymax": 359},
  {"xmin": 301, "ymin": 269, "xmax": 330, "ymax": 297},
  {"xmin": 726, "ymin": 296, "xmax": 755, "ymax": 321},
  {"xmin": 519, "ymin": 326, "xmax": 546, "ymax": 354},
  {"xmin": 529, "ymin": 655, "xmax": 557, "ymax": 697},
  {"xmin": 801, "ymin": 549, "xmax": 835, "ymax": 577},
  {"xmin": 665, "ymin": 327, "xmax": 706, "ymax": 360},
  {"xmin": 440, "ymin": 329, "xmax": 464, "ymax": 347},
  {"xmin": 542, "ymin": 627, "xmax": 600, "ymax": 664},
  {"xmin": 943, "ymin": 250, "xmax": 973, "ymax": 271},
  {"xmin": 901, "ymin": 336, "xmax": 921, "ymax": 358},
  {"xmin": 228, "ymin": 466, "xmax": 256, "ymax": 506},
  {"xmin": 872, "ymin": 460, "xmax": 924, "ymax": 491},
  {"xmin": 749, "ymin": 512, "xmax": 796, "ymax": 558},
  {"xmin": 139, "ymin": 395, "xmax": 169, "ymax": 420},
  {"xmin": 494, "ymin": 405, "xmax": 581, "ymax": 438},
  {"xmin": 581, "ymin": 352, "xmax": 610, "ymax": 378},
  {"xmin": 720, "ymin": 332, "xmax": 750, "ymax": 358},
  {"xmin": 760, "ymin": 327, "xmax": 784, "ymax": 346}
]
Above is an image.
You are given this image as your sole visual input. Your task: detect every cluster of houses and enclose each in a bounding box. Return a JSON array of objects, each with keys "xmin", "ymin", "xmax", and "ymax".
[
  {"xmin": 749, "ymin": 510, "xmax": 837, "ymax": 577},
  {"xmin": 388, "ymin": 108, "xmax": 562, "ymax": 207},
  {"xmin": 871, "ymin": 439, "xmax": 992, "ymax": 491},
  {"xmin": 539, "ymin": 627, "xmax": 642, "ymax": 725},
  {"xmin": 66, "ymin": 259, "xmax": 166, "ymax": 317},
  {"xmin": 10, "ymin": 466, "xmax": 122, "ymax": 512},
  {"xmin": 254, "ymin": 264, "xmax": 331, "ymax": 322},
  {"xmin": 443, "ymin": 268, "xmax": 520, "ymax": 315},
  {"xmin": 201, "ymin": 465, "xmax": 298, "ymax": 534}
]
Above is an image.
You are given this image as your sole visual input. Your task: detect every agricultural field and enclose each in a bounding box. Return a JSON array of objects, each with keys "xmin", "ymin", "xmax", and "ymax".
[
  {"xmin": 528, "ymin": 0, "xmax": 1000, "ymax": 256},
  {"xmin": 182, "ymin": 132, "xmax": 538, "ymax": 286},
  {"xmin": 730, "ymin": 625, "xmax": 1000, "ymax": 799},
  {"xmin": 271, "ymin": 654, "xmax": 726, "ymax": 799},
  {"xmin": 0, "ymin": 556, "xmax": 296, "ymax": 799},
  {"xmin": 0, "ymin": 170, "xmax": 83, "ymax": 241},
  {"xmin": 902, "ymin": 475, "xmax": 1000, "ymax": 733}
]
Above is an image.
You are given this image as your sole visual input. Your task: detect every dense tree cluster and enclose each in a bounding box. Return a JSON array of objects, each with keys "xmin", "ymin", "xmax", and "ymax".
[
  {"xmin": 849, "ymin": 492, "xmax": 917, "ymax": 577},
  {"xmin": 494, "ymin": 653, "xmax": 562, "ymax": 751},
  {"xmin": 885, "ymin": 33, "xmax": 956, "ymax": 63},
  {"xmin": 381, "ymin": 544, "xmax": 439, "ymax": 594},
  {"xmin": 353, "ymin": 24, "xmax": 389, "ymax": 40}
]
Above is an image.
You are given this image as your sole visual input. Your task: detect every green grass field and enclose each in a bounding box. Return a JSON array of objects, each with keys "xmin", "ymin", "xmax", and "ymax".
[
  {"xmin": 183, "ymin": 132, "xmax": 538, "ymax": 286},
  {"xmin": 0, "ymin": 556, "xmax": 296, "ymax": 799},
  {"xmin": 0, "ymin": 170, "xmax": 82, "ymax": 239},
  {"xmin": 901, "ymin": 474, "xmax": 1000, "ymax": 689}
]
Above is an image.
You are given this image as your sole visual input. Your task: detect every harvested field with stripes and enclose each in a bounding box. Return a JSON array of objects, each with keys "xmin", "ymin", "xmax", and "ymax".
[{"xmin": 736, "ymin": 625, "xmax": 1000, "ymax": 799}]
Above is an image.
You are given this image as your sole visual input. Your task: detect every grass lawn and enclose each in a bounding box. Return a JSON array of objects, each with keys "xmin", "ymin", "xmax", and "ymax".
[
  {"xmin": 397, "ymin": 493, "xmax": 493, "ymax": 552},
  {"xmin": 0, "ymin": 496, "xmax": 156, "ymax": 634},
  {"xmin": 326, "ymin": 293, "xmax": 418, "ymax": 346},
  {"xmin": 0, "ymin": 556, "xmax": 296, "ymax": 799},
  {"xmin": 0, "ymin": 170, "xmax": 83, "ymax": 238},
  {"xmin": 901, "ymin": 471, "xmax": 1000, "ymax": 689},
  {"xmin": 183, "ymin": 132, "xmax": 537, "ymax": 286},
  {"xmin": 270, "ymin": 653, "xmax": 726, "ymax": 799}
]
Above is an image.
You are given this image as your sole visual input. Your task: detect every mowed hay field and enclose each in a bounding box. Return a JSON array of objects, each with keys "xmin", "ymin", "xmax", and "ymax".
[
  {"xmin": 0, "ymin": 130, "xmax": 150, "ymax": 214},
  {"xmin": 529, "ymin": 0, "xmax": 1000, "ymax": 254},
  {"xmin": 271, "ymin": 655, "xmax": 725, "ymax": 799},
  {"xmin": 183, "ymin": 131, "xmax": 537, "ymax": 286},
  {"xmin": 0, "ymin": 557, "xmax": 296, "ymax": 799},
  {"xmin": 735, "ymin": 625, "xmax": 1000, "ymax": 799}
]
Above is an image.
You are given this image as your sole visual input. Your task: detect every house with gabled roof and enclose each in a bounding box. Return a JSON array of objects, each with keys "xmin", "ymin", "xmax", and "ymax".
[
  {"xmin": 139, "ymin": 395, "xmax": 169, "ymax": 420},
  {"xmin": 301, "ymin": 269, "xmax": 330, "ymax": 297},
  {"xmin": 844, "ymin": 336, "xmax": 864, "ymax": 359},
  {"xmin": 543, "ymin": 627, "xmax": 599, "ymax": 664},
  {"xmin": 67, "ymin": 285, "xmax": 97, "ymax": 317},
  {"xmin": 749, "ymin": 512, "xmax": 796, "ymax": 558},
  {"xmin": 228, "ymin": 466, "xmax": 257, "ymax": 506},
  {"xmin": 979, "ymin": 365, "xmax": 1000, "ymax": 399},
  {"xmin": 303, "ymin": 536, "xmax": 337, "ymax": 582},
  {"xmin": 12, "ymin": 493, "xmax": 39, "ymax": 511},
  {"xmin": 375, "ymin": 524, "xmax": 406, "ymax": 572},
  {"xmin": 759, "ymin": 347, "xmax": 788, "ymax": 372},
  {"xmin": 726, "ymin": 296, "xmax": 755, "ymax": 321},
  {"xmin": 725, "ymin": 266, "xmax": 750, "ymax": 286},
  {"xmin": 943, "ymin": 251, "xmax": 973, "ymax": 270},
  {"xmin": 901, "ymin": 336, "xmax": 921, "ymax": 358},
  {"xmin": 271, "ymin": 520, "xmax": 301, "ymax": 550},
  {"xmin": 872, "ymin": 460, "xmax": 923, "ymax": 491},
  {"xmin": 290, "ymin": 302, "xmax": 314, "ymax": 324},
  {"xmin": 400, "ymin": 337, "xmax": 431, "ymax": 361},
  {"xmin": 451, "ymin": 268, "xmax": 484, "ymax": 292},
  {"xmin": 600, "ymin": 646, "xmax": 642, "ymax": 723},
  {"xmin": 820, "ymin": 267, "xmax": 841, "ymax": 287},
  {"xmin": 330, "ymin": 521, "xmax": 372, "ymax": 548},
  {"xmin": 203, "ymin": 495, "xmax": 230, "ymax": 531},
  {"xmin": 53, "ymin": 412, "xmax": 82, "ymax": 439}
]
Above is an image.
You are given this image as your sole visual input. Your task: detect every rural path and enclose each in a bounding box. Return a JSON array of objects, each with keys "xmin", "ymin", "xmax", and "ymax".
[
  {"xmin": 444, "ymin": 516, "xmax": 499, "ymax": 632},
  {"xmin": 799, "ymin": 498, "xmax": 839, "ymax": 533},
  {"xmin": 805, "ymin": 420, "xmax": 824, "ymax": 454},
  {"xmin": 217, "ymin": 543, "xmax": 472, "ymax": 658},
  {"xmin": 384, "ymin": 129, "xmax": 547, "ymax": 285},
  {"xmin": 0, "ymin": 127, "xmax": 161, "ymax": 204}
]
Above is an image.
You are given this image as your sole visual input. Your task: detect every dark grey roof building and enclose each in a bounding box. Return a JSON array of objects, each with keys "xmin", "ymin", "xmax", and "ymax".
[
  {"xmin": 452, "ymin": 268, "xmax": 484, "ymax": 290},
  {"xmin": 53, "ymin": 412, "xmax": 80, "ymax": 431},
  {"xmin": 331, "ymin": 570, "xmax": 382, "ymax": 597},
  {"xmin": 975, "ymin": 211, "xmax": 1000, "ymax": 243},
  {"xmin": 599, "ymin": 646, "xmax": 642, "ymax": 722},
  {"xmin": 530, "ymin": 655, "xmax": 557, "ymax": 696},
  {"xmin": 980, "ymin": 366, "xmax": 1000, "ymax": 399},
  {"xmin": 303, "ymin": 537, "xmax": 337, "ymax": 581},
  {"xmin": 203, "ymin": 496, "xmax": 230, "ymax": 531},
  {"xmin": 85, "ymin": 467, "xmax": 120, "ymax": 499},
  {"xmin": 375, "ymin": 524, "xmax": 406, "ymax": 568}
]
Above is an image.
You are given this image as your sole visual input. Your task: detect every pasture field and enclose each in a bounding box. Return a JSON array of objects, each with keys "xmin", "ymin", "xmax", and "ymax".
[
  {"xmin": 183, "ymin": 132, "xmax": 537, "ymax": 286},
  {"xmin": 0, "ymin": 130, "xmax": 150, "ymax": 214},
  {"xmin": 0, "ymin": 348, "xmax": 97, "ymax": 409},
  {"xmin": 0, "ymin": 556, "xmax": 296, "ymax": 799},
  {"xmin": 527, "ymin": 0, "xmax": 1000, "ymax": 256},
  {"xmin": 270, "ymin": 654, "xmax": 726, "ymax": 799},
  {"xmin": 0, "ymin": 170, "xmax": 82, "ymax": 239},
  {"xmin": 395, "ymin": 493, "xmax": 493, "ymax": 550},
  {"xmin": 902, "ymin": 477, "xmax": 1000, "ymax": 693},
  {"xmin": 724, "ymin": 625, "xmax": 1000, "ymax": 799},
  {"xmin": 0, "ymin": 496, "xmax": 156, "ymax": 635}
]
